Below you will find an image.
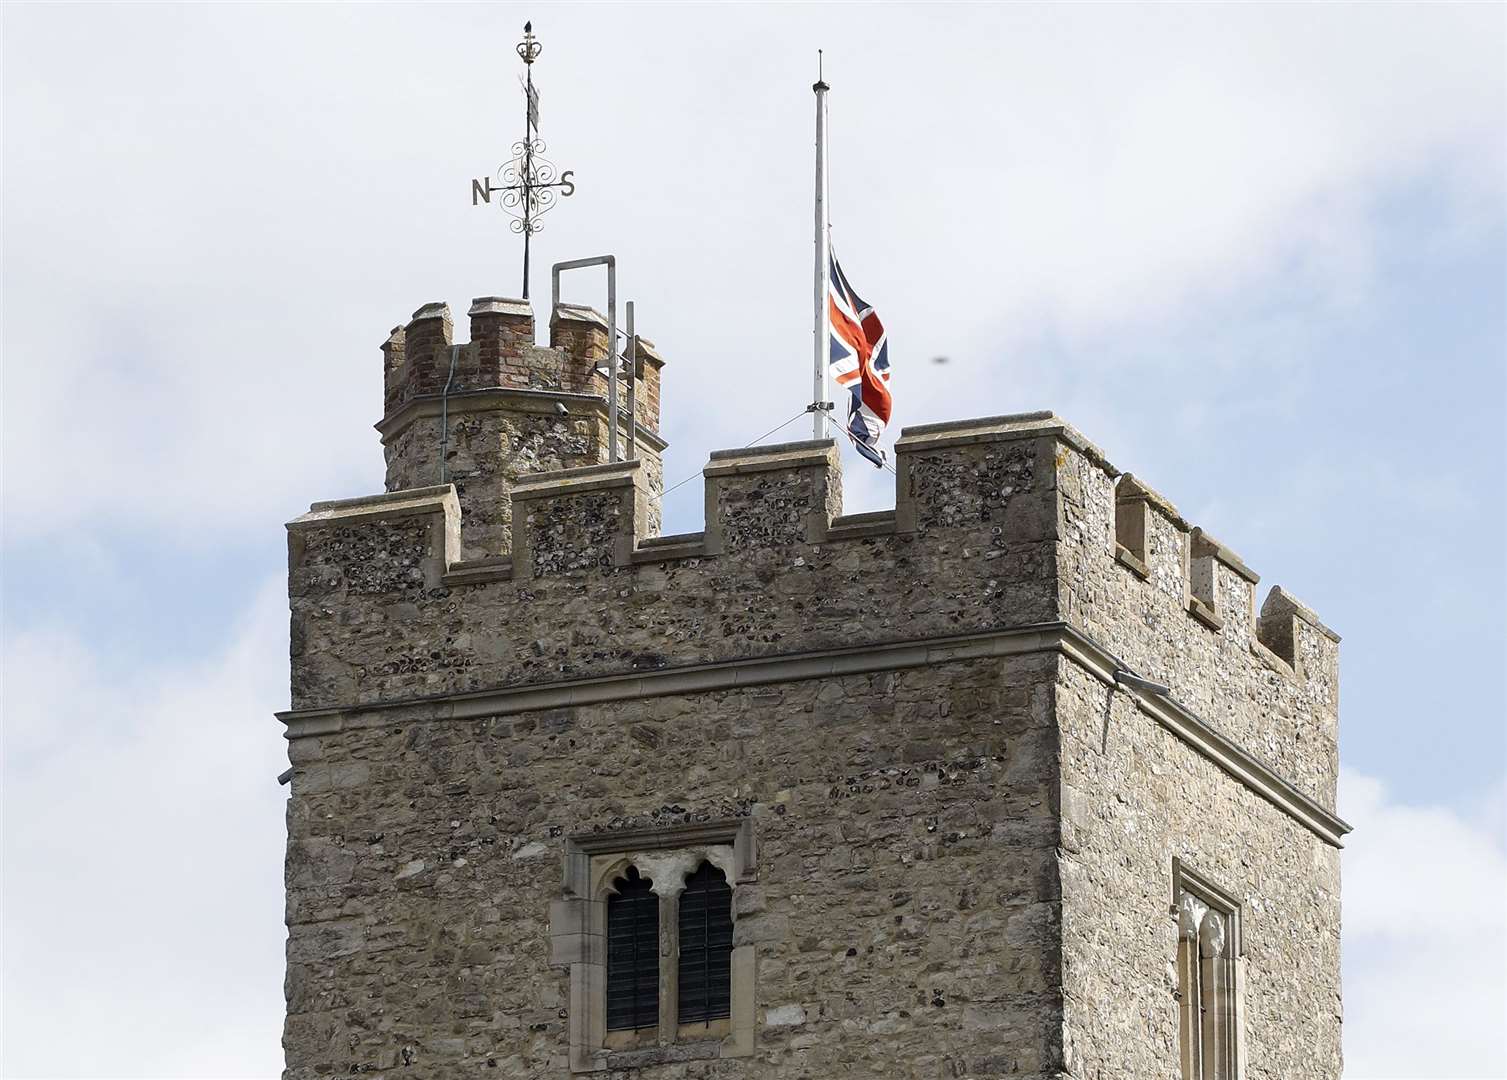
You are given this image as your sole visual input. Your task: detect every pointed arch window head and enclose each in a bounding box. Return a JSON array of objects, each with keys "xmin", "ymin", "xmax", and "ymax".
[
  {"xmin": 552, "ymin": 821, "xmax": 757, "ymax": 1071},
  {"xmin": 606, "ymin": 866, "xmax": 659, "ymax": 1032},
  {"xmin": 677, "ymin": 861, "xmax": 733, "ymax": 1026}
]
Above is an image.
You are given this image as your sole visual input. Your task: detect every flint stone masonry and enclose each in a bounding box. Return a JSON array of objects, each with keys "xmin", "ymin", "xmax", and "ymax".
[{"xmin": 283, "ymin": 367, "xmax": 1347, "ymax": 1078}]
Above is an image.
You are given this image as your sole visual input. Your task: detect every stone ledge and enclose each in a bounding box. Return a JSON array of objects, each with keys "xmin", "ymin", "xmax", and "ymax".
[
  {"xmin": 633, "ymin": 529, "xmax": 707, "ymax": 562},
  {"xmin": 590, "ymin": 1039, "xmax": 725, "ymax": 1071},
  {"xmin": 441, "ymin": 556, "xmax": 513, "ymax": 587},
  {"xmin": 631, "ymin": 539, "xmax": 707, "ymax": 564},
  {"xmin": 825, "ymin": 509, "xmax": 897, "ymax": 542},
  {"xmin": 377, "ymin": 388, "xmax": 669, "ymax": 454},
  {"xmin": 637, "ymin": 530, "xmax": 705, "ymax": 549},
  {"xmin": 1114, "ymin": 544, "xmax": 1150, "ymax": 580},
  {"xmin": 1188, "ymin": 596, "xmax": 1224, "ymax": 632}
]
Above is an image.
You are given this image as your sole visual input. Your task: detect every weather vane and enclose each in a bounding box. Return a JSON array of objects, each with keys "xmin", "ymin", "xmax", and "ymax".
[{"xmin": 471, "ymin": 21, "xmax": 576, "ymax": 300}]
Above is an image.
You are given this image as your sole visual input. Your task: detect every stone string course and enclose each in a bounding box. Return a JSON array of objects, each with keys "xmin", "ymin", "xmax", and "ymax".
[{"xmin": 282, "ymin": 384, "xmax": 1345, "ymax": 1078}]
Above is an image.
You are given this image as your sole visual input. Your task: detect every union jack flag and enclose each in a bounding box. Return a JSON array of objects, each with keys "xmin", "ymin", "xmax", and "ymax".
[{"xmin": 827, "ymin": 249, "xmax": 892, "ymax": 467}]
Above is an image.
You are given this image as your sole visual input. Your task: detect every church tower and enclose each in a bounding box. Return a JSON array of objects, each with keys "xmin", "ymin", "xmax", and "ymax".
[{"xmin": 278, "ymin": 280, "xmax": 1347, "ymax": 1076}]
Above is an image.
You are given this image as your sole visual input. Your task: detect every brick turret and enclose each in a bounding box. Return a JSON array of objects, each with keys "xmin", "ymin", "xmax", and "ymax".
[{"xmin": 378, "ymin": 297, "xmax": 667, "ymax": 559}]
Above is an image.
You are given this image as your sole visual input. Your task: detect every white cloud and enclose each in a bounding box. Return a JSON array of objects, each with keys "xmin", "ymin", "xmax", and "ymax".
[
  {"xmin": 1, "ymin": 579, "xmax": 288, "ymax": 1079},
  {"xmin": 1341, "ymin": 767, "xmax": 1507, "ymax": 1078},
  {"xmin": 0, "ymin": 8, "xmax": 1503, "ymax": 1075},
  {"xmin": 1, "ymin": 4, "xmax": 1502, "ymax": 538}
]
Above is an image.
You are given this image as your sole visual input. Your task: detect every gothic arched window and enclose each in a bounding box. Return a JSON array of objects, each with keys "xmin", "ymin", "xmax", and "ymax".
[
  {"xmin": 677, "ymin": 861, "xmax": 733, "ymax": 1026},
  {"xmin": 1173, "ymin": 862, "xmax": 1243, "ymax": 1080},
  {"xmin": 606, "ymin": 866, "xmax": 659, "ymax": 1032}
]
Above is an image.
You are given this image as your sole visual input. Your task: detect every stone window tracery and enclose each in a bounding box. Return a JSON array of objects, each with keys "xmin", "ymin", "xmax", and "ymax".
[
  {"xmin": 550, "ymin": 820, "xmax": 756, "ymax": 1072},
  {"xmin": 1173, "ymin": 860, "xmax": 1245, "ymax": 1080}
]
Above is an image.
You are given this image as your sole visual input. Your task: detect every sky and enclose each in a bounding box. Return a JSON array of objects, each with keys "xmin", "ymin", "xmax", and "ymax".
[{"xmin": 1, "ymin": 3, "xmax": 1503, "ymax": 1077}]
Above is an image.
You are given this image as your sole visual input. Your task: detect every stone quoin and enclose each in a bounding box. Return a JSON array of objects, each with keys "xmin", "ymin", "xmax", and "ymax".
[{"xmin": 278, "ymin": 294, "xmax": 1346, "ymax": 1078}]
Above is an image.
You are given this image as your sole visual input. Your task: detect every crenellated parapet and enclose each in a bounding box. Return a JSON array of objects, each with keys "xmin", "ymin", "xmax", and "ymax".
[
  {"xmin": 377, "ymin": 297, "xmax": 668, "ymax": 561},
  {"xmin": 1054, "ymin": 426, "xmax": 1340, "ymax": 804},
  {"xmin": 287, "ymin": 411, "xmax": 1339, "ymax": 812}
]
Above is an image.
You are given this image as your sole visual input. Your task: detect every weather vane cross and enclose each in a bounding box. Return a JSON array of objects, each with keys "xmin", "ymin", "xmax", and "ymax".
[{"xmin": 471, "ymin": 21, "xmax": 576, "ymax": 300}]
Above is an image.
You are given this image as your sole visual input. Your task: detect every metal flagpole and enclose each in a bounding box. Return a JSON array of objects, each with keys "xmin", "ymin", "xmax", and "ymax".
[{"xmin": 812, "ymin": 52, "xmax": 832, "ymax": 440}]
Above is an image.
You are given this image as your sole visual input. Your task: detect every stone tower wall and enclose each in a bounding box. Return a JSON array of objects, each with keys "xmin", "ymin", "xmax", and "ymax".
[
  {"xmin": 281, "ymin": 409, "xmax": 1346, "ymax": 1079},
  {"xmin": 1054, "ymin": 659, "xmax": 1342, "ymax": 1079},
  {"xmin": 283, "ymin": 653, "xmax": 1065, "ymax": 1078},
  {"xmin": 1038, "ymin": 426, "xmax": 1342, "ymax": 1077}
]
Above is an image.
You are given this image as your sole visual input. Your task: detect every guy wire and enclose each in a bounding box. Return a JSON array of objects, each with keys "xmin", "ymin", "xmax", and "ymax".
[{"xmin": 650, "ymin": 408, "xmax": 812, "ymax": 505}]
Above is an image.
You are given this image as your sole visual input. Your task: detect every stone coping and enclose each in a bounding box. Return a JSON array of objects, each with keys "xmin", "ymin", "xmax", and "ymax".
[
  {"xmin": 511, "ymin": 458, "xmax": 641, "ymax": 499},
  {"xmin": 291, "ymin": 485, "xmax": 457, "ymax": 529},
  {"xmin": 376, "ymin": 387, "xmax": 670, "ymax": 454},
  {"xmin": 1116, "ymin": 473, "xmax": 1190, "ymax": 530},
  {"xmin": 634, "ymin": 336, "xmax": 664, "ymax": 366},
  {"xmin": 895, "ymin": 411, "xmax": 1116, "ymax": 472},
  {"xmin": 1191, "ymin": 526, "xmax": 1260, "ymax": 584},
  {"xmin": 409, "ymin": 301, "xmax": 450, "ymax": 323},
  {"xmin": 551, "ymin": 303, "xmax": 607, "ymax": 329},
  {"xmin": 1265, "ymin": 585, "xmax": 1342, "ymax": 643},
  {"xmin": 276, "ymin": 620, "xmax": 1351, "ymax": 848},
  {"xmin": 468, "ymin": 296, "xmax": 532, "ymax": 318},
  {"xmin": 703, "ymin": 439, "xmax": 837, "ymax": 477},
  {"xmin": 825, "ymin": 509, "xmax": 897, "ymax": 541}
]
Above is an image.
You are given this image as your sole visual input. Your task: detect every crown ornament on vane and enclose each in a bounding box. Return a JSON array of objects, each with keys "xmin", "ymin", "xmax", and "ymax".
[
  {"xmin": 470, "ymin": 21, "xmax": 577, "ymax": 300},
  {"xmin": 516, "ymin": 21, "xmax": 542, "ymax": 64}
]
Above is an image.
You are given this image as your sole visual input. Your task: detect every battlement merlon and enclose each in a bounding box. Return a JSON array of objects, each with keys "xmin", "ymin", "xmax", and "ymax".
[
  {"xmin": 382, "ymin": 298, "xmax": 665, "ymax": 433},
  {"xmin": 287, "ymin": 411, "xmax": 1340, "ymax": 811}
]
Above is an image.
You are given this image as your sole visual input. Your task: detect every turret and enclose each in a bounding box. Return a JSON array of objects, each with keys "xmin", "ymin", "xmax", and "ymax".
[{"xmin": 377, "ymin": 297, "xmax": 667, "ymax": 560}]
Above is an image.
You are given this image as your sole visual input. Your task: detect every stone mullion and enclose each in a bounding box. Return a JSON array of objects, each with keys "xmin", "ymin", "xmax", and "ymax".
[
  {"xmin": 656, "ymin": 886, "xmax": 682, "ymax": 1045},
  {"xmin": 1199, "ymin": 948, "xmax": 1224, "ymax": 1079},
  {"xmin": 1177, "ymin": 891, "xmax": 1208, "ymax": 1079},
  {"xmin": 1176, "ymin": 933, "xmax": 1203, "ymax": 1079},
  {"xmin": 1231, "ymin": 956, "xmax": 1247, "ymax": 1080},
  {"xmin": 1197, "ymin": 908, "xmax": 1234, "ymax": 1080}
]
